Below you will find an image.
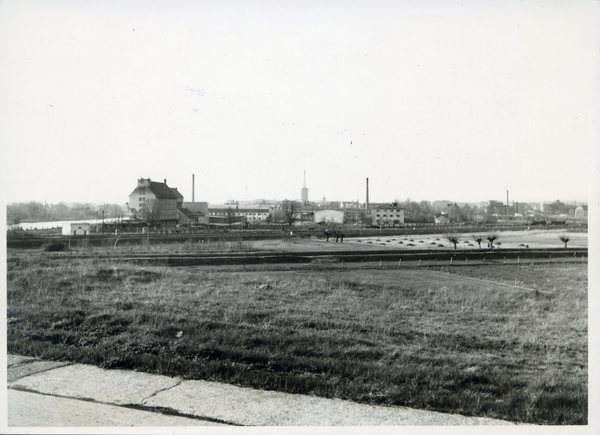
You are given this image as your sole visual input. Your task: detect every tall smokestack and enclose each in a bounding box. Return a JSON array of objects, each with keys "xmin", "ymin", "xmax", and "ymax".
[
  {"xmin": 192, "ymin": 174, "xmax": 195, "ymax": 203},
  {"xmin": 506, "ymin": 190, "xmax": 509, "ymax": 218},
  {"xmin": 366, "ymin": 178, "xmax": 370, "ymax": 211}
]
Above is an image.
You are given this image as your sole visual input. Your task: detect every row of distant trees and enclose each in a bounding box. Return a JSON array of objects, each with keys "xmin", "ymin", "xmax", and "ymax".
[
  {"xmin": 445, "ymin": 234, "xmax": 498, "ymax": 250},
  {"xmin": 7, "ymin": 201, "xmax": 127, "ymax": 225},
  {"xmin": 401, "ymin": 200, "xmax": 480, "ymax": 223},
  {"xmin": 445, "ymin": 234, "xmax": 572, "ymax": 249}
]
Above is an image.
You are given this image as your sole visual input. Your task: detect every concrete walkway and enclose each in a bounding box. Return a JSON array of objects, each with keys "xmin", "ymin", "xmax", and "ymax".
[{"xmin": 7, "ymin": 354, "xmax": 521, "ymax": 427}]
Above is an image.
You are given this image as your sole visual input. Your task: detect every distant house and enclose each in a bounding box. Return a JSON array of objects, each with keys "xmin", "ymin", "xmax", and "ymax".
[
  {"xmin": 178, "ymin": 202, "xmax": 209, "ymax": 226},
  {"xmin": 434, "ymin": 214, "xmax": 450, "ymax": 225},
  {"xmin": 128, "ymin": 178, "xmax": 178, "ymax": 226},
  {"xmin": 62, "ymin": 222, "xmax": 91, "ymax": 236},
  {"xmin": 371, "ymin": 204, "xmax": 405, "ymax": 227},
  {"xmin": 574, "ymin": 205, "xmax": 587, "ymax": 219},
  {"xmin": 237, "ymin": 208, "xmax": 271, "ymax": 222}
]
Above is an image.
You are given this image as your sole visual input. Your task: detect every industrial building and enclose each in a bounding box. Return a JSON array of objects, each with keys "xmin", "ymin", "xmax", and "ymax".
[
  {"xmin": 128, "ymin": 178, "xmax": 180, "ymax": 225},
  {"xmin": 371, "ymin": 203, "xmax": 405, "ymax": 227}
]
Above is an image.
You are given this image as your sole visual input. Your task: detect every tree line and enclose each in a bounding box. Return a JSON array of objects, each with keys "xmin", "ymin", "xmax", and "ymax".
[{"xmin": 7, "ymin": 202, "xmax": 127, "ymax": 224}]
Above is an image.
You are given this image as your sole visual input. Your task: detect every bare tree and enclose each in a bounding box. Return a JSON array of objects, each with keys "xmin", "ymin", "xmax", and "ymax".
[
  {"xmin": 143, "ymin": 199, "xmax": 162, "ymax": 228},
  {"xmin": 559, "ymin": 236, "xmax": 570, "ymax": 248},
  {"xmin": 280, "ymin": 200, "xmax": 301, "ymax": 228},
  {"xmin": 473, "ymin": 235, "xmax": 484, "ymax": 249},
  {"xmin": 487, "ymin": 235, "xmax": 498, "ymax": 249},
  {"xmin": 446, "ymin": 234, "xmax": 461, "ymax": 250}
]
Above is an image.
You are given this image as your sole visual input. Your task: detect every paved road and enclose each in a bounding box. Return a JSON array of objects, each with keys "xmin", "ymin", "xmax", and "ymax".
[{"xmin": 6, "ymin": 354, "xmax": 522, "ymax": 427}]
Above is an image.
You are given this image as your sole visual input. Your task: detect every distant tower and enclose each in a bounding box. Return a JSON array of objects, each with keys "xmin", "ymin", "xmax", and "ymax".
[
  {"xmin": 301, "ymin": 171, "xmax": 309, "ymax": 204},
  {"xmin": 366, "ymin": 178, "xmax": 370, "ymax": 211}
]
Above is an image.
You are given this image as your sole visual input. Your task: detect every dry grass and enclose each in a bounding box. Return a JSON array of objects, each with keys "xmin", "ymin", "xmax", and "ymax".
[{"xmin": 6, "ymin": 254, "xmax": 587, "ymax": 425}]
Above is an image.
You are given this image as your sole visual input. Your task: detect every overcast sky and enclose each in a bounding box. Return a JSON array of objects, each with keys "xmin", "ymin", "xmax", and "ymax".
[{"xmin": 1, "ymin": 0, "xmax": 598, "ymax": 206}]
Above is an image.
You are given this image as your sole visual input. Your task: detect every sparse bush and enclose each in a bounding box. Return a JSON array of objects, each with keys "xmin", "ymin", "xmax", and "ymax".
[{"xmin": 42, "ymin": 241, "xmax": 68, "ymax": 252}]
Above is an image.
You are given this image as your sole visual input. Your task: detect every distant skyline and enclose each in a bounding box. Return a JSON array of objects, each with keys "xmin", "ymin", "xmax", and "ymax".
[{"xmin": 1, "ymin": 1, "xmax": 598, "ymax": 208}]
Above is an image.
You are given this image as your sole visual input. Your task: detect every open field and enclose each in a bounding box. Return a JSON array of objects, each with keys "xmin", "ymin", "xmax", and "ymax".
[
  {"xmin": 6, "ymin": 253, "xmax": 587, "ymax": 425},
  {"xmin": 8, "ymin": 228, "xmax": 587, "ymax": 258},
  {"xmin": 7, "ymin": 225, "xmax": 586, "ymax": 252},
  {"xmin": 343, "ymin": 230, "xmax": 588, "ymax": 250}
]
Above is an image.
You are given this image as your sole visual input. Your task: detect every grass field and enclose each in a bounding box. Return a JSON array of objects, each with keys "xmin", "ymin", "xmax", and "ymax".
[
  {"xmin": 6, "ymin": 251, "xmax": 587, "ymax": 425},
  {"xmin": 344, "ymin": 230, "xmax": 588, "ymax": 250},
  {"xmin": 18, "ymin": 228, "xmax": 587, "ymax": 255}
]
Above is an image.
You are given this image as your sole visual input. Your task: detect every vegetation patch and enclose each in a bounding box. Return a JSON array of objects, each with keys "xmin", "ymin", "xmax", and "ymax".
[
  {"xmin": 42, "ymin": 241, "xmax": 68, "ymax": 252},
  {"xmin": 6, "ymin": 254, "xmax": 587, "ymax": 425}
]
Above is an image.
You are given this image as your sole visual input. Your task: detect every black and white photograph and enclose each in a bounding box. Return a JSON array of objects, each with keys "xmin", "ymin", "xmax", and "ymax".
[{"xmin": 1, "ymin": 0, "xmax": 598, "ymax": 433}]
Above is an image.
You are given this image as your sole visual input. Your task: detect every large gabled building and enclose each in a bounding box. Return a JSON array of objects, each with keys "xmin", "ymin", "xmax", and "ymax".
[{"xmin": 128, "ymin": 178, "xmax": 179, "ymax": 226}]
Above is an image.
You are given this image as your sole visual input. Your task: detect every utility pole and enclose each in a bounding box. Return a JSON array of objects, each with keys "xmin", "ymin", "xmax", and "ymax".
[{"xmin": 366, "ymin": 178, "xmax": 370, "ymax": 211}]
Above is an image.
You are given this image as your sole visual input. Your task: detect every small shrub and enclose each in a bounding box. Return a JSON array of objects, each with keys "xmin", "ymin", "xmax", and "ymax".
[{"xmin": 42, "ymin": 242, "xmax": 68, "ymax": 252}]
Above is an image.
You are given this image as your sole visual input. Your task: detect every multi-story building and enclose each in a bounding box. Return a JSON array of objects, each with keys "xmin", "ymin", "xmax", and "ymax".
[
  {"xmin": 371, "ymin": 203, "xmax": 405, "ymax": 227},
  {"xmin": 208, "ymin": 205, "xmax": 271, "ymax": 223},
  {"xmin": 128, "ymin": 178, "xmax": 179, "ymax": 225}
]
